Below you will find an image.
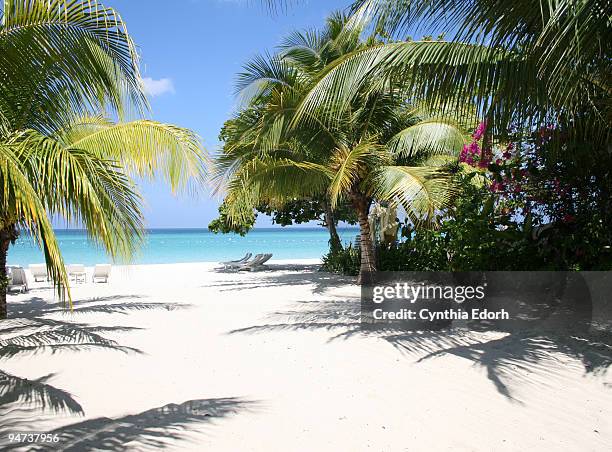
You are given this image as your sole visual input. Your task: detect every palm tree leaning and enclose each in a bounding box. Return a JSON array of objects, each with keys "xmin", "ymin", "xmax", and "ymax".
[
  {"xmin": 0, "ymin": 0, "xmax": 207, "ymax": 319},
  {"xmin": 215, "ymin": 13, "xmax": 468, "ymax": 282}
]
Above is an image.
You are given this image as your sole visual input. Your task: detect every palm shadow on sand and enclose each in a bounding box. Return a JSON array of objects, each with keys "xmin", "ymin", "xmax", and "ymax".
[
  {"xmin": 208, "ymin": 263, "xmax": 355, "ymax": 295},
  {"xmin": 0, "ymin": 294, "xmax": 193, "ymax": 438},
  {"xmin": 227, "ymin": 269, "xmax": 612, "ymax": 401},
  {"xmin": 1, "ymin": 397, "xmax": 257, "ymax": 451}
]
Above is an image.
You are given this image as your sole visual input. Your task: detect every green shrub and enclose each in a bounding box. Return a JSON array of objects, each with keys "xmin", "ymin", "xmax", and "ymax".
[
  {"xmin": 321, "ymin": 244, "xmax": 360, "ymax": 275},
  {"xmin": 381, "ymin": 228, "xmax": 448, "ymax": 271},
  {"xmin": 322, "ymin": 234, "xmax": 448, "ymax": 276}
]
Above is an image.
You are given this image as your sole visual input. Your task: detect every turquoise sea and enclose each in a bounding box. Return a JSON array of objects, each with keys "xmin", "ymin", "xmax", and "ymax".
[{"xmin": 7, "ymin": 228, "xmax": 359, "ymax": 267}]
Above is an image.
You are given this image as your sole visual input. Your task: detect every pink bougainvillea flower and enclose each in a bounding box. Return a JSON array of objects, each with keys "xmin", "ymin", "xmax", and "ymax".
[
  {"xmin": 472, "ymin": 121, "xmax": 487, "ymax": 140},
  {"xmin": 502, "ymin": 151, "xmax": 512, "ymax": 160},
  {"xmin": 490, "ymin": 181, "xmax": 505, "ymax": 192}
]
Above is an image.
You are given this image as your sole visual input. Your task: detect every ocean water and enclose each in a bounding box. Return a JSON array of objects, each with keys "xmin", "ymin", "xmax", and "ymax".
[{"xmin": 7, "ymin": 228, "xmax": 360, "ymax": 267}]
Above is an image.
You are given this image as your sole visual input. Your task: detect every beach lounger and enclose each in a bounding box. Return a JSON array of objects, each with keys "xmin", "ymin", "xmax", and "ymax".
[
  {"xmin": 67, "ymin": 264, "xmax": 87, "ymax": 284},
  {"xmin": 220, "ymin": 253, "xmax": 252, "ymax": 269},
  {"xmin": 7, "ymin": 267, "xmax": 28, "ymax": 293},
  {"xmin": 237, "ymin": 253, "xmax": 272, "ymax": 271},
  {"xmin": 224, "ymin": 253, "xmax": 261, "ymax": 269},
  {"xmin": 29, "ymin": 263, "xmax": 49, "ymax": 282},
  {"xmin": 92, "ymin": 264, "xmax": 111, "ymax": 283}
]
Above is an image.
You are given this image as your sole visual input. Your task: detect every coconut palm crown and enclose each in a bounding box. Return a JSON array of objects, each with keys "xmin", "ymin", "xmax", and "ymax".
[{"xmin": 214, "ymin": 13, "xmax": 469, "ymax": 281}]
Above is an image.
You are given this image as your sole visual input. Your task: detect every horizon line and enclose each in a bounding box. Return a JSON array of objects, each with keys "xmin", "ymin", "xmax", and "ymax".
[{"xmin": 47, "ymin": 226, "xmax": 360, "ymax": 231}]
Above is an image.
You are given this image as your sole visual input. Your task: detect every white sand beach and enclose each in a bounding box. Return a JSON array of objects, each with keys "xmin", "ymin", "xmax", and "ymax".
[{"xmin": 1, "ymin": 261, "xmax": 611, "ymax": 451}]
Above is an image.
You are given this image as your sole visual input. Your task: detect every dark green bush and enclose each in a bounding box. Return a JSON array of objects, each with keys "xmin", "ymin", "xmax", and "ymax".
[
  {"xmin": 321, "ymin": 244, "xmax": 360, "ymax": 275},
  {"xmin": 322, "ymin": 232, "xmax": 448, "ymax": 276},
  {"xmin": 382, "ymin": 228, "xmax": 448, "ymax": 271}
]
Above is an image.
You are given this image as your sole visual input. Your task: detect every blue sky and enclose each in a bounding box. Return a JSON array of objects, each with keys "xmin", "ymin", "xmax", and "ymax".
[{"xmin": 105, "ymin": 0, "xmax": 350, "ymax": 229}]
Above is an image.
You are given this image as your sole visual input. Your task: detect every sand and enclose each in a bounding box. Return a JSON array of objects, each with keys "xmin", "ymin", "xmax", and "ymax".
[{"xmin": 1, "ymin": 260, "xmax": 611, "ymax": 451}]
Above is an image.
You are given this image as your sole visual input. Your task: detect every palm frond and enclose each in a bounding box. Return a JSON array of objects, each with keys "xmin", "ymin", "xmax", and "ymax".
[
  {"xmin": 293, "ymin": 40, "xmax": 523, "ymax": 130},
  {"xmin": 221, "ymin": 155, "xmax": 331, "ymax": 225},
  {"xmin": 373, "ymin": 165, "xmax": 456, "ymax": 226},
  {"xmin": 421, "ymin": 154, "xmax": 458, "ymax": 167},
  {"xmin": 0, "ymin": 0, "xmax": 146, "ymax": 130},
  {"xmin": 13, "ymin": 129, "xmax": 145, "ymax": 263},
  {"xmin": 279, "ymin": 28, "xmax": 326, "ymax": 70},
  {"xmin": 328, "ymin": 140, "xmax": 388, "ymax": 207},
  {"xmin": 235, "ymin": 53, "xmax": 298, "ymax": 107},
  {"xmin": 55, "ymin": 117, "xmax": 207, "ymax": 195},
  {"xmin": 349, "ymin": 0, "xmax": 610, "ymax": 131},
  {"xmin": 0, "ymin": 142, "xmax": 70, "ymax": 303},
  {"xmin": 387, "ymin": 119, "xmax": 466, "ymax": 158}
]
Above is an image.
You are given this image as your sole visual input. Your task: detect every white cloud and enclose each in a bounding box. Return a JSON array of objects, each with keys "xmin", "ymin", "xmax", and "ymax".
[{"xmin": 142, "ymin": 77, "xmax": 175, "ymax": 97}]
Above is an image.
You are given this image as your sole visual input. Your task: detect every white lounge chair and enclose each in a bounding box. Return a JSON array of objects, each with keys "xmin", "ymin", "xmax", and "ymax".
[
  {"xmin": 67, "ymin": 264, "xmax": 86, "ymax": 284},
  {"xmin": 225, "ymin": 253, "xmax": 261, "ymax": 269},
  {"xmin": 220, "ymin": 253, "xmax": 252, "ymax": 269},
  {"xmin": 92, "ymin": 264, "xmax": 111, "ymax": 283},
  {"xmin": 7, "ymin": 267, "xmax": 28, "ymax": 293},
  {"xmin": 237, "ymin": 253, "xmax": 272, "ymax": 271},
  {"xmin": 29, "ymin": 263, "xmax": 49, "ymax": 282}
]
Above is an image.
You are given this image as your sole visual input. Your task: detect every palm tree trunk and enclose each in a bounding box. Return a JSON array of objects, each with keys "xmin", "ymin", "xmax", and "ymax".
[
  {"xmin": 323, "ymin": 201, "xmax": 342, "ymax": 252},
  {"xmin": 351, "ymin": 192, "xmax": 376, "ymax": 284},
  {"xmin": 0, "ymin": 224, "xmax": 18, "ymax": 320}
]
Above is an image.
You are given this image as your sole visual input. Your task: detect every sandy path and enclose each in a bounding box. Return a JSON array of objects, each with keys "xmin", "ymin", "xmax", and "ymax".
[{"xmin": 1, "ymin": 261, "xmax": 611, "ymax": 451}]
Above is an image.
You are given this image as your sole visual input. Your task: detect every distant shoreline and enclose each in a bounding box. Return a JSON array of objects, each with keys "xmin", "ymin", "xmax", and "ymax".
[
  {"xmin": 8, "ymin": 229, "xmax": 356, "ymax": 267},
  {"xmin": 41, "ymin": 226, "xmax": 361, "ymax": 233}
]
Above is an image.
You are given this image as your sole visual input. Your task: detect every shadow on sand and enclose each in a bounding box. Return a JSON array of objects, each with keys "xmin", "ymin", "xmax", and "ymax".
[
  {"xmin": 1, "ymin": 397, "xmax": 256, "ymax": 451},
  {"xmin": 208, "ymin": 263, "xmax": 355, "ymax": 295},
  {"xmin": 227, "ymin": 269, "xmax": 612, "ymax": 401},
  {"xmin": 0, "ymin": 294, "xmax": 193, "ymax": 438}
]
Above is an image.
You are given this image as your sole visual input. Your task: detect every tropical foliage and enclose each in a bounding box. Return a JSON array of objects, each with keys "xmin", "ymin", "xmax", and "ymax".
[
  {"xmin": 209, "ymin": 196, "xmax": 357, "ymax": 251},
  {"xmin": 298, "ymin": 0, "xmax": 609, "ymax": 136},
  {"xmin": 214, "ymin": 13, "xmax": 468, "ymax": 281},
  {"xmin": 0, "ymin": 0, "xmax": 207, "ymax": 318},
  {"xmin": 261, "ymin": 0, "xmax": 610, "ymax": 275},
  {"xmin": 327, "ymin": 122, "xmax": 612, "ymax": 275}
]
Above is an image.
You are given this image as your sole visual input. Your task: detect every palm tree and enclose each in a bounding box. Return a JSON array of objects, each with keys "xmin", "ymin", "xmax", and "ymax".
[
  {"xmin": 290, "ymin": 0, "xmax": 609, "ymax": 152},
  {"xmin": 0, "ymin": 1, "xmax": 207, "ymax": 319},
  {"xmin": 215, "ymin": 13, "xmax": 467, "ymax": 282}
]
